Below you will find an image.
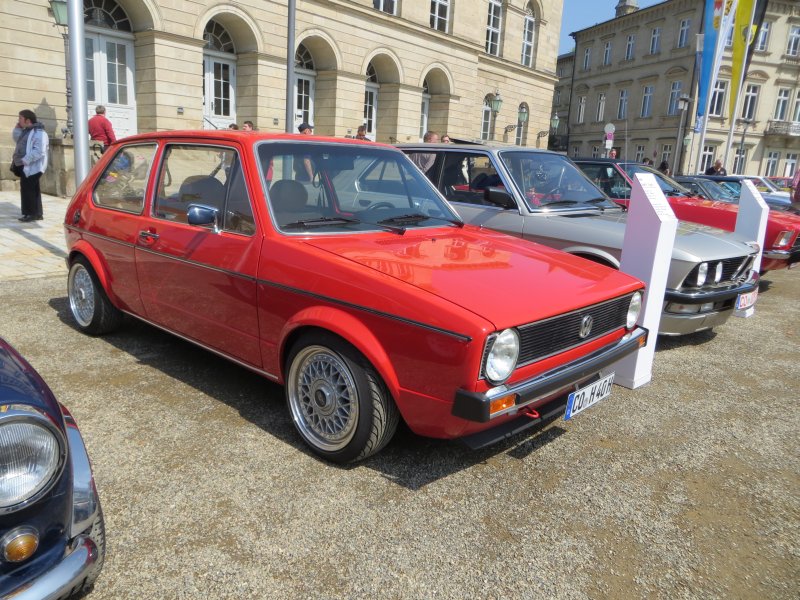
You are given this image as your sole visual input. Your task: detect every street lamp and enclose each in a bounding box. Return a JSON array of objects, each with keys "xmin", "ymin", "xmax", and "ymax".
[
  {"xmin": 49, "ymin": 0, "xmax": 71, "ymax": 137},
  {"xmin": 673, "ymin": 94, "xmax": 691, "ymax": 175},
  {"xmin": 490, "ymin": 90, "xmax": 502, "ymax": 140},
  {"xmin": 504, "ymin": 105, "xmax": 529, "ymax": 133},
  {"xmin": 550, "ymin": 113, "xmax": 560, "ymax": 133}
]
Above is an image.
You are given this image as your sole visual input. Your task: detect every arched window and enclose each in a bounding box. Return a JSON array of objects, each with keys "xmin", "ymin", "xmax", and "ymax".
[
  {"xmin": 364, "ymin": 63, "xmax": 379, "ymax": 140},
  {"xmin": 419, "ymin": 79, "xmax": 431, "ymax": 140},
  {"xmin": 294, "ymin": 44, "xmax": 316, "ymax": 131},
  {"xmin": 521, "ymin": 7, "xmax": 536, "ymax": 68},
  {"xmin": 202, "ymin": 19, "xmax": 237, "ymax": 130},
  {"xmin": 83, "ymin": 0, "xmax": 137, "ymax": 136}
]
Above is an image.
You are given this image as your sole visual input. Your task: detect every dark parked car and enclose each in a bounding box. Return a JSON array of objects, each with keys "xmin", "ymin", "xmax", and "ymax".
[
  {"xmin": 695, "ymin": 174, "xmax": 791, "ymax": 206},
  {"xmin": 400, "ymin": 144, "xmax": 760, "ymax": 336},
  {"xmin": 0, "ymin": 338, "xmax": 105, "ymax": 598}
]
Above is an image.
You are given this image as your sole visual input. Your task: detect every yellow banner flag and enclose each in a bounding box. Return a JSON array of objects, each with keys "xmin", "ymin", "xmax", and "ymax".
[{"xmin": 729, "ymin": 0, "xmax": 756, "ymax": 118}]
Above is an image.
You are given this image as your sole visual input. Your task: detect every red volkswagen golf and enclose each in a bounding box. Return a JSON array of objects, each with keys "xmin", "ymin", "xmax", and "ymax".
[{"xmin": 65, "ymin": 132, "xmax": 646, "ymax": 462}]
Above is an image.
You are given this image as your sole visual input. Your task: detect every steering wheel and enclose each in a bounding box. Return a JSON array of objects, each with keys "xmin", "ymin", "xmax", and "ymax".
[{"xmin": 366, "ymin": 201, "xmax": 395, "ymax": 210}]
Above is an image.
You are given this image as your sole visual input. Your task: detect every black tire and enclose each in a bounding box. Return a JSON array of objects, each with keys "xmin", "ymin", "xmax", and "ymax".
[
  {"xmin": 67, "ymin": 256, "xmax": 123, "ymax": 335},
  {"xmin": 286, "ymin": 332, "xmax": 400, "ymax": 463}
]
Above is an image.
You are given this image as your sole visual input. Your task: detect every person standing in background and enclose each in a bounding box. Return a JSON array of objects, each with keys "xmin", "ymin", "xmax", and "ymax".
[
  {"xmin": 704, "ymin": 159, "xmax": 727, "ymax": 176},
  {"xmin": 355, "ymin": 125, "xmax": 368, "ymax": 140},
  {"xmin": 242, "ymin": 121, "xmax": 255, "ymax": 131},
  {"xmin": 88, "ymin": 105, "xmax": 116, "ymax": 153},
  {"xmin": 11, "ymin": 109, "xmax": 49, "ymax": 222}
]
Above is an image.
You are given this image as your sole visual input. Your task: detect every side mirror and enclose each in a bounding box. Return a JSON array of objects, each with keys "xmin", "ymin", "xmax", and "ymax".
[
  {"xmin": 187, "ymin": 204, "xmax": 220, "ymax": 231},
  {"xmin": 483, "ymin": 186, "xmax": 516, "ymax": 210}
]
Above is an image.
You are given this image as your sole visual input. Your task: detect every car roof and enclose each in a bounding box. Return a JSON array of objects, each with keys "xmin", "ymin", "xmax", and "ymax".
[
  {"xmin": 396, "ymin": 142, "xmax": 555, "ymax": 154},
  {"xmin": 114, "ymin": 130, "xmax": 396, "ymax": 149}
]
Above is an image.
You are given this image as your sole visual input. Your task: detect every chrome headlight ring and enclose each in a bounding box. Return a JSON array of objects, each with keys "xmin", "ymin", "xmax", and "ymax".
[
  {"xmin": 484, "ymin": 328, "xmax": 520, "ymax": 385},
  {"xmin": 627, "ymin": 291, "xmax": 643, "ymax": 329},
  {"xmin": 0, "ymin": 405, "xmax": 67, "ymax": 515}
]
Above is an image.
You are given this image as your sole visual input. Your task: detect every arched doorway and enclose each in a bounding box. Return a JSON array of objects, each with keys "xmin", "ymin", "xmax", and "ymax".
[
  {"xmin": 83, "ymin": 0, "xmax": 137, "ymax": 136},
  {"xmin": 202, "ymin": 19, "xmax": 236, "ymax": 130}
]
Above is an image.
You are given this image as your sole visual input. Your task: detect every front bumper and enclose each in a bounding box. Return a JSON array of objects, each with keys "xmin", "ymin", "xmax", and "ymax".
[
  {"xmin": 452, "ymin": 326, "xmax": 647, "ymax": 424},
  {"xmin": 762, "ymin": 247, "xmax": 800, "ymax": 269},
  {"xmin": 4, "ymin": 536, "xmax": 99, "ymax": 600},
  {"xmin": 663, "ymin": 271, "xmax": 759, "ymax": 305}
]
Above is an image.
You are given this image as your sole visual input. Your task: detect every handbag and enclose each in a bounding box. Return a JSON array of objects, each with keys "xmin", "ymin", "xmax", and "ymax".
[{"xmin": 9, "ymin": 162, "xmax": 23, "ymax": 177}]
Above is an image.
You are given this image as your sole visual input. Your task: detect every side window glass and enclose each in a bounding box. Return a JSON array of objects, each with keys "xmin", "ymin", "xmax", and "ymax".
[
  {"xmin": 223, "ymin": 157, "xmax": 255, "ymax": 235},
  {"xmin": 443, "ymin": 153, "xmax": 500, "ymax": 206},
  {"xmin": 154, "ymin": 145, "xmax": 232, "ymax": 224},
  {"xmin": 609, "ymin": 168, "xmax": 631, "ymax": 198},
  {"xmin": 92, "ymin": 143, "xmax": 156, "ymax": 212}
]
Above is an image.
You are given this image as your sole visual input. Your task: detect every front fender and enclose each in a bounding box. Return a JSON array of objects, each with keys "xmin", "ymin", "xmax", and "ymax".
[
  {"xmin": 562, "ymin": 246, "xmax": 620, "ymax": 269},
  {"xmin": 279, "ymin": 306, "xmax": 401, "ymax": 402},
  {"xmin": 67, "ymin": 241, "xmax": 117, "ymax": 303}
]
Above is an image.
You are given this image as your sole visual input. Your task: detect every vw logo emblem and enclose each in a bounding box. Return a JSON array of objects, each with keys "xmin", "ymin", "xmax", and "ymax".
[{"xmin": 579, "ymin": 315, "xmax": 593, "ymax": 339}]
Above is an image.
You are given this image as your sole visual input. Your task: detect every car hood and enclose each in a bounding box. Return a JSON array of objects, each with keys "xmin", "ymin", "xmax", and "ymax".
[
  {"xmin": 563, "ymin": 210, "xmax": 757, "ymax": 262},
  {"xmin": 302, "ymin": 227, "xmax": 643, "ymax": 329},
  {"xmin": 0, "ymin": 338, "xmax": 61, "ymax": 418}
]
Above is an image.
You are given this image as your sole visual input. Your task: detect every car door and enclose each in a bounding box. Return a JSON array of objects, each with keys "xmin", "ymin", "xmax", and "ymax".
[
  {"xmin": 433, "ymin": 151, "xmax": 524, "ymax": 237},
  {"xmin": 135, "ymin": 142, "xmax": 262, "ymax": 367}
]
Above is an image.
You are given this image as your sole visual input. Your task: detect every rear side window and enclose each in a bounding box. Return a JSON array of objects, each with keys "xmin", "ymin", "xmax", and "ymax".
[
  {"xmin": 153, "ymin": 144, "xmax": 255, "ymax": 235},
  {"xmin": 92, "ymin": 143, "xmax": 157, "ymax": 212},
  {"xmin": 441, "ymin": 153, "xmax": 501, "ymax": 206}
]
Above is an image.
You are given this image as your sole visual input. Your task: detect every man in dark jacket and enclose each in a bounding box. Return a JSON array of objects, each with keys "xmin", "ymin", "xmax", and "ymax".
[{"xmin": 705, "ymin": 159, "xmax": 727, "ymax": 176}]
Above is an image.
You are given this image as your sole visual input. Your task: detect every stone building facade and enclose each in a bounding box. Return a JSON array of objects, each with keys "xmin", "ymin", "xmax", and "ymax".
[
  {"xmin": 1, "ymin": 0, "xmax": 563, "ymax": 195},
  {"xmin": 553, "ymin": 0, "xmax": 800, "ymax": 177}
]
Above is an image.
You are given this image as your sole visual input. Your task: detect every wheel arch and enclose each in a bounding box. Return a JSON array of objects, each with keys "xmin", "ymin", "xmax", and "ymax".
[
  {"xmin": 68, "ymin": 243, "xmax": 115, "ymax": 300},
  {"xmin": 564, "ymin": 247, "xmax": 620, "ymax": 269},
  {"xmin": 279, "ymin": 307, "xmax": 401, "ymax": 403}
]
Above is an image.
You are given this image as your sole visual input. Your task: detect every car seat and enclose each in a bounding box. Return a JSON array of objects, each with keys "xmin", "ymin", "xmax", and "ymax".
[{"xmin": 269, "ymin": 179, "xmax": 309, "ymax": 213}]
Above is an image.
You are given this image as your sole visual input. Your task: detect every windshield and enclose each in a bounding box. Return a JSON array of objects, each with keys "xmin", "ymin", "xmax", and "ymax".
[
  {"xmin": 499, "ymin": 151, "xmax": 619, "ymax": 210},
  {"xmin": 702, "ymin": 179, "xmax": 737, "ymax": 200},
  {"xmin": 621, "ymin": 163, "xmax": 692, "ymax": 197},
  {"xmin": 718, "ymin": 180, "xmax": 743, "ymax": 196},
  {"xmin": 747, "ymin": 176, "xmax": 781, "ymax": 193},
  {"xmin": 257, "ymin": 142, "xmax": 461, "ymax": 233}
]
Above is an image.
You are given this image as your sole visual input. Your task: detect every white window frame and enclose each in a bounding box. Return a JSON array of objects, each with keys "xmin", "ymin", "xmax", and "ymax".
[
  {"xmin": 294, "ymin": 75, "xmax": 315, "ymax": 132},
  {"xmin": 661, "ymin": 144, "xmax": 672, "ymax": 166},
  {"xmin": 364, "ymin": 83, "xmax": 378, "ymax": 140},
  {"xmin": 793, "ymin": 90, "xmax": 800, "ymax": 122},
  {"xmin": 701, "ymin": 145, "xmax": 715, "ymax": 173},
  {"xmin": 603, "ymin": 41, "xmax": 611, "ymax": 65},
  {"xmin": 765, "ymin": 151, "xmax": 780, "ymax": 177},
  {"xmin": 617, "ymin": 89, "xmax": 628, "ymax": 119},
  {"xmin": 373, "ymin": 0, "xmax": 397, "ymax": 16},
  {"xmin": 678, "ymin": 19, "xmax": 690, "ymax": 48},
  {"xmin": 741, "ymin": 84, "xmax": 759, "ymax": 120},
  {"xmin": 596, "ymin": 92, "xmax": 606, "ymax": 122},
  {"xmin": 641, "ymin": 85, "xmax": 653, "ymax": 118},
  {"xmin": 203, "ymin": 51, "xmax": 237, "ymax": 130},
  {"xmin": 755, "ymin": 22, "xmax": 770, "ymax": 51},
  {"xmin": 788, "ymin": 26, "xmax": 800, "ymax": 56},
  {"xmin": 709, "ymin": 80, "xmax": 728, "ymax": 117},
  {"xmin": 668, "ymin": 81, "xmax": 683, "ymax": 116},
  {"xmin": 625, "ymin": 35, "xmax": 635, "ymax": 60},
  {"xmin": 774, "ymin": 88, "xmax": 790, "ymax": 121},
  {"xmin": 480, "ymin": 101, "xmax": 492, "ymax": 141},
  {"xmin": 650, "ymin": 27, "xmax": 661, "ymax": 54},
  {"xmin": 635, "ymin": 145, "xmax": 645, "ymax": 162},
  {"xmin": 577, "ymin": 96, "xmax": 586, "ymax": 124},
  {"xmin": 733, "ymin": 147, "xmax": 746, "ymax": 174},
  {"xmin": 572, "ymin": 145, "xmax": 580, "ymax": 158},
  {"xmin": 419, "ymin": 95, "xmax": 430, "ymax": 140},
  {"xmin": 521, "ymin": 10, "xmax": 535, "ymax": 67},
  {"xmin": 485, "ymin": 0, "xmax": 502, "ymax": 57},
  {"xmin": 784, "ymin": 153, "xmax": 798, "ymax": 178},
  {"xmin": 430, "ymin": 0, "xmax": 449, "ymax": 33},
  {"xmin": 583, "ymin": 47, "xmax": 591, "ymax": 70}
]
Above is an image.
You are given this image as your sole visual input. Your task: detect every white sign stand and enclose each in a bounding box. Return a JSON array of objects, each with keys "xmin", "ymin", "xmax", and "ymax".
[
  {"xmin": 614, "ymin": 173, "xmax": 678, "ymax": 389},
  {"xmin": 732, "ymin": 179, "xmax": 768, "ymax": 318}
]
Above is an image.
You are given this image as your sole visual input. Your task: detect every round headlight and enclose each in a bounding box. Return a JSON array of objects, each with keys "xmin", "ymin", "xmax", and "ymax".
[
  {"xmin": 714, "ymin": 261, "xmax": 723, "ymax": 283},
  {"xmin": 695, "ymin": 262, "xmax": 708, "ymax": 286},
  {"xmin": 627, "ymin": 291, "xmax": 643, "ymax": 328},
  {"xmin": 485, "ymin": 329, "xmax": 520, "ymax": 384},
  {"xmin": 0, "ymin": 420, "xmax": 62, "ymax": 511}
]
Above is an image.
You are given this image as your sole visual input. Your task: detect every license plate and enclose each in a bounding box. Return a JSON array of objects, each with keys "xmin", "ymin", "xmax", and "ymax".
[
  {"xmin": 736, "ymin": 289, "xmax": 758, "ymax": 310},
  {"xmin": 565, "ymin": 373, "xmax": 614, "ymax": 420}
]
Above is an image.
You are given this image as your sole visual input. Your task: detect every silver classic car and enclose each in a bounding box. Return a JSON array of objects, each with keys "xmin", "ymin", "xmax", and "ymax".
[{"xmin": 400, "ymin": 144, "xmax": 760, "ymax": 336}]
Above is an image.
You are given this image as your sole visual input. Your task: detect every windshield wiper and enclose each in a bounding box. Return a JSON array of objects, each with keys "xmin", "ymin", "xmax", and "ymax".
[
  {"xmin": 283, "ymin": 216, "xmax": 362, "ymax": 229},
  {"xmin": 377, "ymin": 213, "xmax": 464, "ymax": 228},
  {"xmin": 540, "ymin": 200, "xmax": 580, "ymax": 207}
]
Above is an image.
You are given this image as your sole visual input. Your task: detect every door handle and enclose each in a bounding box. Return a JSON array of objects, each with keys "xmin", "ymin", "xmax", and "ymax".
[{"xmin": 138, "ymin": 230, "xmax": 159, "ymax": 243}]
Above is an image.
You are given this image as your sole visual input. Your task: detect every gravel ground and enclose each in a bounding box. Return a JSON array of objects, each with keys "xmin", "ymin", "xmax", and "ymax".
[{"xmin": 1, "ymin": 270, "xmax": 798, "ymax": 599}]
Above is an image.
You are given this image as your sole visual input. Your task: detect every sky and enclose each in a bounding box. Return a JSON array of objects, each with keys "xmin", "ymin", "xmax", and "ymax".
[{"xmin": 559, "ymin": 0, "xmax": 663, "ymax": 54}]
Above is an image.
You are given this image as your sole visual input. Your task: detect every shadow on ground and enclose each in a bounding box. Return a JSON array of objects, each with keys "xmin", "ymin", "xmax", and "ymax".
[{"xmin": 49, "ymin": 295, "xmax": 566, "ymax": 490}]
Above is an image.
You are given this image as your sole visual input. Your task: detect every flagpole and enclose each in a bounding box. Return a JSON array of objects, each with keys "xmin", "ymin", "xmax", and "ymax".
[{"xmin": 722, "ymin": 0, "xmax": 758, "ymax": 173}]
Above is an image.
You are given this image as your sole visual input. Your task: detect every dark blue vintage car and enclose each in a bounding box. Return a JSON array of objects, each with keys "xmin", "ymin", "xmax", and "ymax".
[{"xmin": 0, "ymin": 338, "xmax": 104, "ymax": 598}]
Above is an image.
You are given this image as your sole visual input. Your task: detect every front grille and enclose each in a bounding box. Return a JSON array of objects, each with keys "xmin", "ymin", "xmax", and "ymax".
[
  {"xmin": 481, "ymin": 293, "xmax": 635, "ymax": 378},
  {"xmin": 683, "ymin": 255, "xmax": 754, "ymax": 289}
]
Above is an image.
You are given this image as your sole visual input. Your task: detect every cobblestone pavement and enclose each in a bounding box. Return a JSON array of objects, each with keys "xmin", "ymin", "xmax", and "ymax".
[{"xmin": 0, "ymin": 190, "xmax": 70, "ymax": 282}]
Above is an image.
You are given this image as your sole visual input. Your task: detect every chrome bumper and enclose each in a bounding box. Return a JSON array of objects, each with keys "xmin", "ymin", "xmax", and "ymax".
[
  {"xmin": 3, "ymin": 536, "xmax": 99, "ymax": 600},
  {"xmin": 763, "ymin": 248, "xmax": 800, "ymax": 266},
  {"xmin": 453, "ymin": 326, "xmax": 648, "ymax": 423},
  {"xmin": 663, "ymin": 271, "xmax": 759, "ymax": 304}
]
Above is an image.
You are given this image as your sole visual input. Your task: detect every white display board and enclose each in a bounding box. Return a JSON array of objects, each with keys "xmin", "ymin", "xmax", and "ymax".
[
  {"xmin": 614, "ymin": 173, "xmax": 678, "ymax": 389},
  {"xmin": 733, "ymin": 179, "xmax": 768, "ymax": 318}
]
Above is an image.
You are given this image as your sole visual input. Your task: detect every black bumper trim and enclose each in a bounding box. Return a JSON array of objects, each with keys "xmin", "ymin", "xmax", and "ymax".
[
  {"xmin": 452, "ymin": 326, "xmax": 647, "ymax": 423},
  {"xmin": 664, "ymin": 272, "xmax": 758, "ymax": 304}
]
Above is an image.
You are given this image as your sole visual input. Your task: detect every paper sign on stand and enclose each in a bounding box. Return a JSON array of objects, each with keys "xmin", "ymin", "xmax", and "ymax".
[
  {"xmin": 614, "ymin": 173, "xmax": 678, "ymax": 389},
  {"xmin": 733, "ymin": 179, "xmax": 768, "ymax": 318}
]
